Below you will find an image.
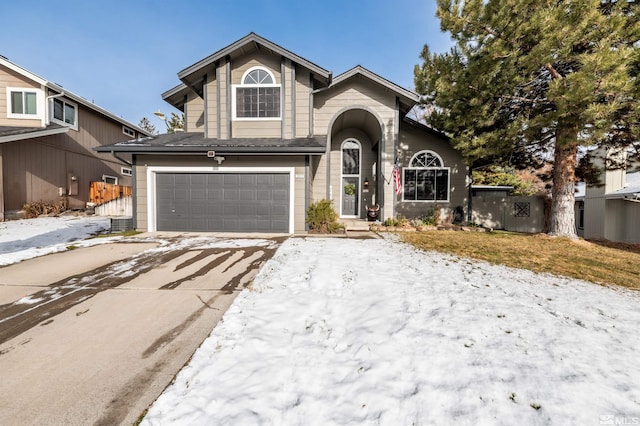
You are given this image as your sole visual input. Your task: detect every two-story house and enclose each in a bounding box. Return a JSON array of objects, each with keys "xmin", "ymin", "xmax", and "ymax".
[
  {"xmin": 97, "ymin": 33, "xmax": 468, "ymax": 233},
  {"xmin": 0, "ymin": 56, "xmax": 151, "ymax": 219}
]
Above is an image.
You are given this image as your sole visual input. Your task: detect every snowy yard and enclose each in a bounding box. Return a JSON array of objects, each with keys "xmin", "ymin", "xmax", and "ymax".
[
  {"xmin": 0, "ymin": 216, "xmax": 111, "ymax": 266},
  {"xmin": 142, "ymin": 237, "xmax": 640, "ymax": 425}
]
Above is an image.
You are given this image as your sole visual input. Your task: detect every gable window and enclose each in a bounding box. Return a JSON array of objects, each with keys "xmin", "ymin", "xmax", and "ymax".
[
  {"xmin": 51, "ymin": 98, "xmax": 78, "ymax": 130},
  {"xmin": 402, "ymin": 150, "xmax": 450, "ymax": 202},
  {"xmin": 6, "ymin": 87, "xmax": 43, "ymax": 119},
  {"xmin": 122, "ymin": 126, "xmax": 135, "ymax": 137},
  {"xmin": 233, "ymin": 67, "xmax": 281, "ymax": 120}
]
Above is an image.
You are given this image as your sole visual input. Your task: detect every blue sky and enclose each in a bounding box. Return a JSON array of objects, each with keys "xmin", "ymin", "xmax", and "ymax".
[{"xmin": 1, "ymin": 0, "xmax": 452, "ymax": 130}]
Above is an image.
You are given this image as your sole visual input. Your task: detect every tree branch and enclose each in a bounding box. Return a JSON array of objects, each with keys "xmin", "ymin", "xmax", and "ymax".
[{"xmin": 545, "ymin": 63, "xmax": 564, "ymax": 80}]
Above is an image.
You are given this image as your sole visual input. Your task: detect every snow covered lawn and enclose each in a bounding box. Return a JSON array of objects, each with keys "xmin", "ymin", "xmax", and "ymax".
[
  {"xmin": 0, "ymin": 216, "xmax": 111, "ymax": 266},
  {"xmin": 143, "ymin": 237, "xmax": 640, "ymax": 425}
]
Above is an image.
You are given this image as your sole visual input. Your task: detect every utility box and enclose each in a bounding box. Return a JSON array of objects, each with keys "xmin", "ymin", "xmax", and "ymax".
[{"xmin": 67, "ymin": 173, "xmax": 78, "ymax": 196}]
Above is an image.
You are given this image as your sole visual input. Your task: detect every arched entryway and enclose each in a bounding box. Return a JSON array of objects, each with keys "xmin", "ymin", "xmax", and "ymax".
[{"xmin": 328, "ymin": 108, "xmax": 384, "ymax": 219}]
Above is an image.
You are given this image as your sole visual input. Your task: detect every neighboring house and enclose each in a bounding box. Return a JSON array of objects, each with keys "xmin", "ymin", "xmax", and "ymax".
[
  {"xmin": 0, "ymin": 56, "xmax": 152, "ymax": 219},
  {"xmin": 97, "ymin": 33, "xmax": 468, "ymax": 233},
  {"xmin": 575, "ymin": 149, "xmax": 640, "ymax": 244}
]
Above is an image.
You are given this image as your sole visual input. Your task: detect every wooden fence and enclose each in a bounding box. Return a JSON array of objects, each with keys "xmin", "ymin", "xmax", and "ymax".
[{"xmin": 90, "ymin": 182, "xmax": 132, "ymax": 205}]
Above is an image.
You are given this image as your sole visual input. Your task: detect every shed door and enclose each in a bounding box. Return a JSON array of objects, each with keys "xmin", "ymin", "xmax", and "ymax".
[{"xmin": 156, "ymin": 173, "xmax": 290, "ymax": 232}]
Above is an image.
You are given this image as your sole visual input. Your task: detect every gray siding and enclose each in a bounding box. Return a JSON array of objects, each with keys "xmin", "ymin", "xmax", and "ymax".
[
  {"xmin": 395, "ymin": 121, "xmax": 468, "ymax": 220},
  {"xmin": 2, "ymin": 100, "xmax": 135, "ymax": 211}
]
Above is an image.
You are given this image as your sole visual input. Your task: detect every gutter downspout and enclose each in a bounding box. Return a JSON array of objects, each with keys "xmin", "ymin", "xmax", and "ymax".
[{"xmin": 111, "ymin": 151, "xmax": 132, "ymax": 167}]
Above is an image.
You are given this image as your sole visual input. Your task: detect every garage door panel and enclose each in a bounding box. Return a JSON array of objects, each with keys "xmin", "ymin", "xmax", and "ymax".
[{"xmin": 156, "ymin": 172, "xmax": 290, "ymax": 233}]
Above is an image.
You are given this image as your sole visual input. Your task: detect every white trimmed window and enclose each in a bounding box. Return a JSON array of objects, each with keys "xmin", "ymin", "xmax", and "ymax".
[
  {"xmin": 232, "ymin": 67, "xmax": 281, "ymax": 120},
  {"xmin": 50, "ymin": 98, "xmax": 78, "ymax": 130},
  {"xmin": 402, "ymin": 150, "xmax": 450, "ymax": 202},
  {"xmin": 122, "ymin": 126, "xmax": 135, "ymax": 137},
  {"xmin": 6, "ymin": 87, "xmax": 44, "ymax": 120}
]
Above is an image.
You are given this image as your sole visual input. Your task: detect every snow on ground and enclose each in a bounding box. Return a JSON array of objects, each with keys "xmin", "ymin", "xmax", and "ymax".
[
  {"xmin": 0, "ymin": 216, "xmax": 111, "ymax": 266},
  {"xmin": 143, "ymin": 237, "xmax": 640, "ymax": 426}
]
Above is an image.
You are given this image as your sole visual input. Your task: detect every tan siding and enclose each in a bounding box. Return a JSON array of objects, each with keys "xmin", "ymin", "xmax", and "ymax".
[
  {"xmin": 232, "ymin": 120, "xmax": 281, "ymax": 138},
  {"xmin": 206, "ymin": 74, "xmax": 218, "ymax": 138},
  {"xmin": 135, "ymin": 164, "xmax": 148, "ymax": 231},
  {"xmin": 294, "ymin": 165, "xmax": 306, "ymax": 232},
  {"xmin": 295, "ymin": 69, "xmax": 311, "ymax": 137},
  {"xmin": 311, "ymin": 155, "xmax": 327, "ymax": 202},
  {"xmin": 185, "ymin": 91, "xmax": 205, "ymax": 133},
  {"xmin": 231, "ymin": 52, "xmax": 281, "ymax": 85},
  {"xmin": 313, "ymin": 81, "xmax": 396, "ymax": 136},
  {"xmin": 283, "ymin": 60, "xmax": 293, "ymax": 139},
  {"xmin": 0, "ymin": 144, "xmax": 4, "ymax": 218},
  {"xmin": 0, "ymin": 65, "xmax": 43, "ymax": 127},
  {"xmin": 219, "ymin": 63, "xmax": 229, "ymax": 139}
]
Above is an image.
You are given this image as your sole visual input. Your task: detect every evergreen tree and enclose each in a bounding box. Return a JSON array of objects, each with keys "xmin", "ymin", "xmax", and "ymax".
[
  {"xmin": 415, "ymin": 0, "xmax": 639, "ymax": 238},
  {"xmin": 166, "ymin": 112, "xmax": 185, "ymax": 133},
  {"xmin": 138, "ymin": 117, "xmax": 157, "ymax": 135}
]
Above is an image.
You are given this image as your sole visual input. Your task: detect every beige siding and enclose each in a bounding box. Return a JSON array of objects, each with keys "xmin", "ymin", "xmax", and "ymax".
[
  {"xmin": 219, "ymin": 62, "xmax": 229, "ymax": 139},
  {"xmin": 395, "ymin": 122, "xmax": 468, "ymax": 220},
  {"xmin": 0, "ymin": 65, "xmax": 43, "ymax": 127},
  {"xmin": 232, "ymin": 121, "xmax": 281, "ymax": 138},
  {"xmin": 313, "ymin": 81, "xmax": 396, "ymax": 136},
  {"xmin": 283, "ymin": 60, "xmax": 293, "ymax": 139},
  {"xmin": 205, "ymin": 73, "xmax": 218, "ymax": 138},
  {"xmin": 311, "ymin": 155, "xmax": 327, "ymax": 202},
  {"xmin": 295, "ymin": 69, "xmax": 311, "ymax": 138},
  {"xmin": 134, "ymin": 155, "xmax": 307, "ymax": 233},
  {"xmin": 231, "ymin": 52, "xmax": 281, "ymax": 85},
  {"xmin": 185, "ymin": 91, "xmax": 205, "ymax": 133}
]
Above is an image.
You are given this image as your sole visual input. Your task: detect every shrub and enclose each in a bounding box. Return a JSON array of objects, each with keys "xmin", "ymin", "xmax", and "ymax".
[
  {"xmin": 384, "ymin": 217, "xmax": 399, "ymax": 227},
  {"xmin": 420, "ymin": 206, "xmax": 440, "ymax": 226},
  {"xmin": 306, "ymin": 199, "xmax": 344, "ymax": 233},
  {"xmin": 23, "ymin": 198, "xmax": 69, "ymax": 218}
]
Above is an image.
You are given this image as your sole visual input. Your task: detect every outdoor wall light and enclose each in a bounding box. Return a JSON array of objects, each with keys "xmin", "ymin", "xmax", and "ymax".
[{"xmin": 363, "ymin": 177, "xmax": 369, "ymax": 190}]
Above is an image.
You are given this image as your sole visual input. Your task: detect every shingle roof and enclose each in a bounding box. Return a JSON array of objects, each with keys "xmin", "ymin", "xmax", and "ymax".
[
  {"xmin": 0, "ymin": 124, "xmax": 69, "ymax": 143},
  {"xmin": 95, "ymin": 132, "xmax": 326, "ymax": 154}
]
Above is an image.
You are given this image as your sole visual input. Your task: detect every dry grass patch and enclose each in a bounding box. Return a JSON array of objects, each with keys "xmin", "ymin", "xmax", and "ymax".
[{"xmin": 400, "ymin": 231, "xmax": 640, "ymax": 290}]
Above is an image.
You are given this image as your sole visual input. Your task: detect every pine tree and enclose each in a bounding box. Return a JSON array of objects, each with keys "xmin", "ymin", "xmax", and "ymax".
[
  {"xmin": 138, "ymin": 117, "xmax": 157, "ymax": 135},
  {"xmin": 415, "ymin": 0, "xmax": 639, "ymax": 238},
  {"xmin": 166, "ymin": 112, "xmax": 185, "ymax": 133}
]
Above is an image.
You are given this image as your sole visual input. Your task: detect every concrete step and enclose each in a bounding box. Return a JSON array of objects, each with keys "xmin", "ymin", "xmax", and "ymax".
[{"xmin": 338, "ymin": 219, "xmax": 372, "ymax": 231}]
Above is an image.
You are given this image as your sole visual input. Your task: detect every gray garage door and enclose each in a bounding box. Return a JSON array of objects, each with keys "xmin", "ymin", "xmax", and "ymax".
[{"xmin": 156, "ymin": 173, "xmax": 290, "ymax": 232}]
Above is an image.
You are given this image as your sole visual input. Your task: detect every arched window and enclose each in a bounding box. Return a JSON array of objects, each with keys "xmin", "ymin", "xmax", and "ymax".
[
  {"xmin": 234, "ymin": 66, "xmax": 281, "ymax": 119},
  {"xmin": 402, "ymin": 150, "xmax": 450, "ymax": 202}
]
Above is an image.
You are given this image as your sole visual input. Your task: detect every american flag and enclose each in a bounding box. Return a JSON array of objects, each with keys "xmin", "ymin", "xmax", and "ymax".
[{"xmin": 392, "ymin": 164, "xmax": 401, "ymax": 195}]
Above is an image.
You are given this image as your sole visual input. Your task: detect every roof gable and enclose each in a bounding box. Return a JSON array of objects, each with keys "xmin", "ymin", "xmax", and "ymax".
[
  {"xmin": 178, "ymin": 33, "xmax": 332, "ymax": 96},
  {"xmin": 330, "ymin": 66, "xmax": 419, "ymax": 113}
]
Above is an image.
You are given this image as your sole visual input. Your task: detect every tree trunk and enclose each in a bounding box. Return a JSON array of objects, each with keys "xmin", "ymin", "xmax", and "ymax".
[{"xmin": 548, "ymin": 125, "xmax": 578, "ymax": 238}]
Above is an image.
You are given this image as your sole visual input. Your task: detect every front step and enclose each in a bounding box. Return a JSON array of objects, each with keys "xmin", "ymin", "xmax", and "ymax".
[{"xmin": 338, "ymin": 219, "xmax": 372, "ymax": 231}]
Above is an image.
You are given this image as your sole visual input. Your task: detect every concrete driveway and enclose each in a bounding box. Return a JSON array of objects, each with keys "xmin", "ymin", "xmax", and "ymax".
[{"xmin": 0, "ymin": 234, "xmax": 284, "ymax": 425}]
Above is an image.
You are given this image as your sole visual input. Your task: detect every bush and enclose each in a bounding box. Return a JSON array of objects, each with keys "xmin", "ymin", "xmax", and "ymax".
[
  {"xmin": 306, "ymin": 199, "xmax": 344, "ymax": 233},
  {"xmin": 22, "ymin": 198, "xmax": 69, "ymax": 218},
  {"xmin": 420, "ymin": 206, "xmax": 440, "ymax": 226}
]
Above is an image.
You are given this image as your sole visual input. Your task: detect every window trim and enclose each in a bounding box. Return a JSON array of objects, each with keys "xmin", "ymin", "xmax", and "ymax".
[
  {"xmin": 232, "ymin": 66, "xmax": 281, "ymax": 121},
  {"xmin": 121, "ymin": 167, "xmax": 133, "ymax": 176},
  {"xmin": 401, "ymin": 150, "xmax": 450, "ymax": 202},
  {"xmin": 122, "ymin": 126, "xmax": 136, "ymax": 137},
  {"xmin": 6, "ymin": 87, "xmax": 45, "ymax": 120},
  {"xmin": 50, "ymin": 97, "xmax": 78, "ymax": 130}
]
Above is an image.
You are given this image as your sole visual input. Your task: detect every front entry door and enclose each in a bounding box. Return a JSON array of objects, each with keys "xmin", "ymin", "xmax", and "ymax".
[{"xmin": 341, "ymin": 139, "xmax": 361, "ymax": 217}]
